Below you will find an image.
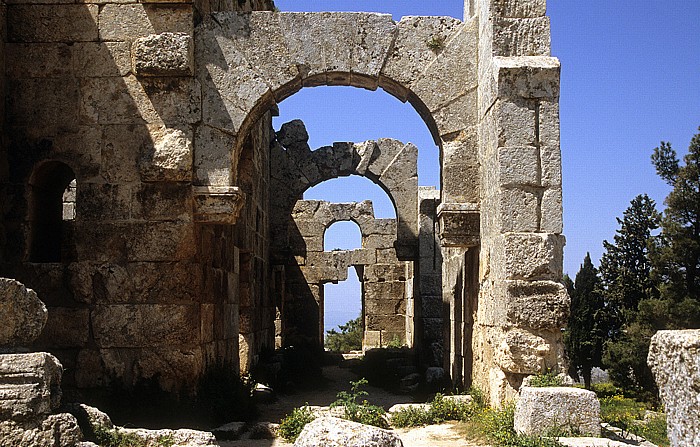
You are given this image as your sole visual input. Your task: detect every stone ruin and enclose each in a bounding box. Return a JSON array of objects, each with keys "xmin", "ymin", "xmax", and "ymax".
[{"xmin": 0, "ymin": 0, "xmax": 569, "ymax": 406}]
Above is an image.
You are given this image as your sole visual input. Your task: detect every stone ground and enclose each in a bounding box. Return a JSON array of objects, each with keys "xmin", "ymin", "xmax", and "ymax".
[{"xmin": 218, "ymin": 364, "xmax": 488, "ymax": 447}]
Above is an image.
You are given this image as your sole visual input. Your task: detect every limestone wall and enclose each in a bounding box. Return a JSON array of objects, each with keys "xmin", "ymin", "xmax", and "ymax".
[{"xmin": 285, "ymin": 200, "xmax": 412, "ymax": 350}]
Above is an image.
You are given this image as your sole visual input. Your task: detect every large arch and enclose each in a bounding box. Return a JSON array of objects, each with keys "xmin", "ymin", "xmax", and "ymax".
[{"xmin": 194, "ymin": 11, "xmax": 480, "ymax": 209}]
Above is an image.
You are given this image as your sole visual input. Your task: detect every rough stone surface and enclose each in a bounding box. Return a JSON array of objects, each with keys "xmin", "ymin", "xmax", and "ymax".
[
  {"xmin": 120, "ymin": 427, "xmax": 218, "ymax": 446},
  {"xmin": 132, "ymin": 32, "xmax": 193, "ymax": 76},
  {"xmin": 514, "ymin": 387, "xmax": 601, "ymax": 437},
  {"xmin": 648, "ymin": 330, "xmax": 700, "ymax": 447},
  {"xmin": 0, "ymin": 413, "xmax": 83, "ymax": 447},
  {"xmin": 294, "ymin": 416, "xmax": 403, "ymax": 447},
  {"xmin": 0, "ymin": 352, "xmax": 63, "ymax": 421},
  {"xmin": 0, "ymin": 278, "xmax": 48, "ymax": 350}
]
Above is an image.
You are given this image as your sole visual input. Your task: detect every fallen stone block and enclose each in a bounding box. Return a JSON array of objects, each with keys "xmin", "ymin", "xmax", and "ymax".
[
  {"xmin": 0, "ymin": 278, "xmax": 48, "ymax": 350},
  {"xmin": 648, "ymin": 329, "xmax": 700, "ymax": 447},
  {"xmin": 0, "ymin": 352, "xmax": 63, "ymax": 421},
  {"xmin": 514, "ymin": 386, "xmax": 601, "ymax": 437},
  {"xmin": 294, "ymin": 416, "xmax": 403, "ymax": 447}
]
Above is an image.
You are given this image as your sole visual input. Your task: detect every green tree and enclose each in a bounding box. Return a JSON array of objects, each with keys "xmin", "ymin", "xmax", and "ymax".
[
  {"xmin": 651, "ymin": 128, "xmax": 700, "ymax": 308},
  {"xmin": 598, "ymin": 194, "xmax": 661, "ymax": 338},
  {"xmin": 564, "ymin": 254, "xmax": 606, "ymax": 389},
  {"xmin": 325, "ymin": 316, "xmax": 362, "ymax": 352},
  {"xmin": 598, "ymin": 195, "xmax": 661, "ymax": 395}
]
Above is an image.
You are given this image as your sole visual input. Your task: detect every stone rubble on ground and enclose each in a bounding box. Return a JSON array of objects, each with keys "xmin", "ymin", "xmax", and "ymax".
[{"xmin": 293, "ymin": 416, "xmax": 403, "ymax": 447}]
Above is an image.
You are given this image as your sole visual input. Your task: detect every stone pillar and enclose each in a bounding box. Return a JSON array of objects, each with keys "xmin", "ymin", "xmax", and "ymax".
[
  {"xmin": 648, "ymin": 330, "xmax": 700, "ymax": 447},
  {"xmin": 475, "ymin": 0, "xmax": 568, "ymax": 404}
]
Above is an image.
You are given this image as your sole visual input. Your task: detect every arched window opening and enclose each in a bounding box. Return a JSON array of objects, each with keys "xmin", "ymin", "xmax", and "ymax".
[
  {"xmin": 324, "ymin": 266, "xmax": 363, "ymax": 353},
  {"xmin": 28, "ymin": 161, "xmax": 76, "ymax": 262},
  {"xmin": 324, "ymin": 220, "xmax": 362, "ymax": 252}
]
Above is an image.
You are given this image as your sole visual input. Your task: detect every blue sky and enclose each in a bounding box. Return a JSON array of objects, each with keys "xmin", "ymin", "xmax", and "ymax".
[{"xmin": 272, "ymin": 0, "xmax": 700, "ymax": 332}]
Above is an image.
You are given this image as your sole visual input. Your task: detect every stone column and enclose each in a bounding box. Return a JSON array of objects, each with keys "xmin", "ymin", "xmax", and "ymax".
[{"xmin": 474, "ymin": 0, "xmax": 569, "ymax": 404}]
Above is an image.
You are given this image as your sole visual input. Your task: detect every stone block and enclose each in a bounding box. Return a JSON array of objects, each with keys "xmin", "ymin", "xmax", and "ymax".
[
  {"xmin": 0, "ymin": 278, "xmax": 47, "ymax": 350},
  {"xmin": 99, "ymin": 4, "xmax": 192, "ymax": 41},
  {"xmin": 7, "ymin": 4, "xmax": 98, "ymax": 42},
  {"xmin": 438, "ymin": 205, "xmax": 480, "ymax": 247},
  {"xmin": 364, "ymin": 264, "xmax": 407, "ymax": 282},
  {"xmin": 34, "ymin": 307, "xmax": 90, "ymax": 349},
  {"xmin": 380, "ymin": 15, "xmax": 463, "ymax": 99},
  {"xmin": 432, "ymin": 91, "xmax": 478, "ymax": 138},
  {"xmin": 352, "ymin": 13, "xmax": 396, "ymax": 88},
  {"xmin": 295, "ymin": 416, "xmax": 402, "ymax": 447},
  {"xmin": 0, "ymin": 413, "xmax": 81, "ymax": 446},
  {"xmin": 366, "ymin": 314, "xmax": 405, "ymax": 332},
  {"xmin": 132, "ymin": 183, "xmax": 192, "ymax": 221},
  {"xmin": 100, "ymin": 124, "xmax": 147, "ymax": 182},
  {"xmin": 133, "ymin": 32, "xmax": 193, "ymax": 76},
  {"xmin": 498, "ymin": 145, "xmax": 540, "ymax": 187},
  {"xmin": 498, "ymin": 187, "xmax": 539, "ymax": 233},
  {"xmin": 495, "ymin": 56, "xmax": 560, "ymax": 99},
  {"xmin": 365, "ymin": 299, "xmax": 406, "ymax": 316},
  {"xmin": 74, "ymin": 42, "xmax": 132, "ymax": 77},
  {"xmin": 648, "ymin": 330, "xmax": 700, "ymax": 447},
  {"xmin": 6, "ymin": 78, "xmax": 79, "ymax": 126},
  {"xmin": 365, "ymin": 281, "xmax": 406, "ymax": 301},
  {"xmin": 75, "ymin": 183, "xmax": 131, "ymax": 221},
  {"xmin": 127, "ymin": 221, "xmax": 197, "ymax": 262},
  {"xmin": 499, "ymin": 233, "xmax": 564, "ymax": 281},
  {"xmin": 541, "ymin": 187, "xmax": 563, "ymax": 233},
  {"xmin": 91, "ymin": 304, "xmax": 199, "ymax": 348},
  {"xmin": 492, "ymin": 280, "xmax": 570, "ymax": 329},
  {"xmin": 6, "ymin": 43, "xmax": 72, "ymax": 78},
  {"xmin": 138, "ymin": 126, "xmax": 194, "ymax": 182},
  {"xmin": 514, "ymin": 387, "xmax": 601, "ymax": 436},
  {"xmin": 495, "ymin": 97, "xmax": 536, "ymax": 146},
  {"xmin": 491, "ymin": 0, "xmax": 547, "ymax": 18},
  {"xmin": 442, "ymin": 138, "xmax": 480, "ymax": 203},
  {"xmin": 494, "ymin": 328, "xmax": 556, "ymax": 374},
  {"xmin": 193, "ymin": 125, "xmax": 236, "ymax": 186},
  {"xmin": 493, "ymin": 17, "xmax": 550, "ymax": 57},
  {"xmin": 0, "ymin": 352, "xmax": 62, "ymax": 420}
]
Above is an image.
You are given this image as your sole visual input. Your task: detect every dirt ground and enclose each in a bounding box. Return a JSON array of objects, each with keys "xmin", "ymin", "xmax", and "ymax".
[{"xmin": 219, "ymin": 364, "xmax": 490, "ymax": 447}]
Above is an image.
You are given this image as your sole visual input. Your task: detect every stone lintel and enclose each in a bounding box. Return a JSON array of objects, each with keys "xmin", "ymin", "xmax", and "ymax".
[
  {"xmin": 193, "ymin": 186, "xmax": 245, "ymax": 224},
  {"xmin": 437, "ymin": 202, "xmax": 480, "ymax": 247}
]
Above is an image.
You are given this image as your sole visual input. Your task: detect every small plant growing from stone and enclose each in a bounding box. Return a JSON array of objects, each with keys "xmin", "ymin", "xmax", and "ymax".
[
  {"xmin": 278, "ymin": 405, "xmax": 317, "ymax": 442},
  {"xmin": 528, "ymin": 370, "xmax": 565, "ymax": 387},
  {"xmin": 426, "ymin": 35, "xmax": 446, "ymax": 53},
  {"xmin": 331, "ymin": 378, "xmax": 388, "ymax": 428}
]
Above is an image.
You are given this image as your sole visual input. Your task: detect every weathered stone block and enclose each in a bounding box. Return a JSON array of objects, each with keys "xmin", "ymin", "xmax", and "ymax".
[
  {"xmin": 442, "ymin": 138, "xmax": 480, "ymax": 203},
  {"xmin": 495, "ymin": 97, "xmax": 536, "ymax": 146},
  {"xmin": 194, "ymin": 125, "xmax": 236, "ymax": 186},
  {"xmin": 0, "ymin": 352, "xmax": 62, "ymax": 420},
  {"xmin": 514, "ymin": 387, "xmax": 601, "ymax": 436},
  {"xmin": 127, "ymin": 221, "xmax": 197, "ymax": 262},
  {"xmin": 498, "ymin": 187, "xmax": 539, "ymax": 233},
  {"xmin": 491, "ymin": 0, "xmax": 547, "ymax": 18},
  {"xmin": 493, "ymin": 17, "xmax": 550, "ymax": 57},
  {"xmin": 380, "ymin": 15, "xmax": 463, "ymax": 99},
  {"xmin": 34, "ymin": 307, "xmax": 90, "ymax": 349},
  {"xmin": 7, "ymin": 4, "xmax": 98, "ymax": 43},
  {"xmin": 6, "ymin": 43, "xmax": 72, "ymax": 78},
  {"xmin": 139, "ymin": 126, "xmax": 193, "ymax": 182},
  {"xmin": 132, "ymin": 183, "xmax": 192, "ymax": 221},
  {"xmin": 499, "ymin": 233, "xmax": 564, "ymax": 280},
  {"xmin": 541, "ymin": 187, "xmax": 563, "ymax": 233},
  {"xmin": 74, "ymin": 42, "xmax": 132, "ymax": 77},
  {"xmin": 499, "ymin": 145, "xmax": 539, "ymax": 187},
  {"xmin": 295, "ymin": 416, "xmax": 402, "ymax": 447},
  {"xmin": 7, "ymin": 78, "xmax": 79, "ymax": 126},
  {"xmin": 0, "ymin": 413, "xmax": 82, "ymax": 446},
  {"xmin": 495, "ymin": 56, "xmax": 560, "ymax": 99},
  {"xmin": 133, "ymin": 32, "xmax": 193, "ymax": 76},
  {"xmin": 438, "ymin": 204, "xmax": 480, "ymax": 247},
  {"xmin": 91, "ymin": 304, "xmax": 199, "ymax": 348},
  {"xmin": 0, "ymin": 279, "xmax": 48, "ymax": 350},
  {"xmin": 494, "ymin": 328, "xmax": 556, "ymax": 374},
  {"xmin": 99, "ymin": 4, "xmax": 192, "ymax": 41},
  {"xmin": 75, "ymin": 183, "xmax": 131, "ymax": 221},
  {"xmin": 491, "ymin": 280, "xmax": 570, "ymax": 330},
  {"xmin": 648, "ymin": 330, "xmax": 700, "ymax": 447}
]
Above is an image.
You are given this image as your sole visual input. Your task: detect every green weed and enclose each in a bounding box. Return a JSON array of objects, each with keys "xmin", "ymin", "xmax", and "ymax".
[{"xmin": 278, "ymin": 405, "xmax": 317, "ymax": 442}]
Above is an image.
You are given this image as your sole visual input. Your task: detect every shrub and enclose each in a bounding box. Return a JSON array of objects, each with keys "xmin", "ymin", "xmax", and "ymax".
[
  {"xmin": 481, "ymin": 404, "xmax": 564, "ymax": 447},
  {"xmin": 278, "ymin": 406, "xmax": 317, "ymax": 442},
  {"xmin": 391, "ymin": 393, "xmax": 480, "ymax": 428},
  {"xmin": 331, "ymin": 378, "xmax": 388, "ymax": 428},
  {"xmin": 390, "ymin": 406, "xmax": 433, "ymax": 428},
  {"xmin": 528, "ymin": 371, "xmax": 564, "ymax": 388},
  {"xmin": 92, "ymin": 426, "xmax": 175, "ymax": 447}
]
